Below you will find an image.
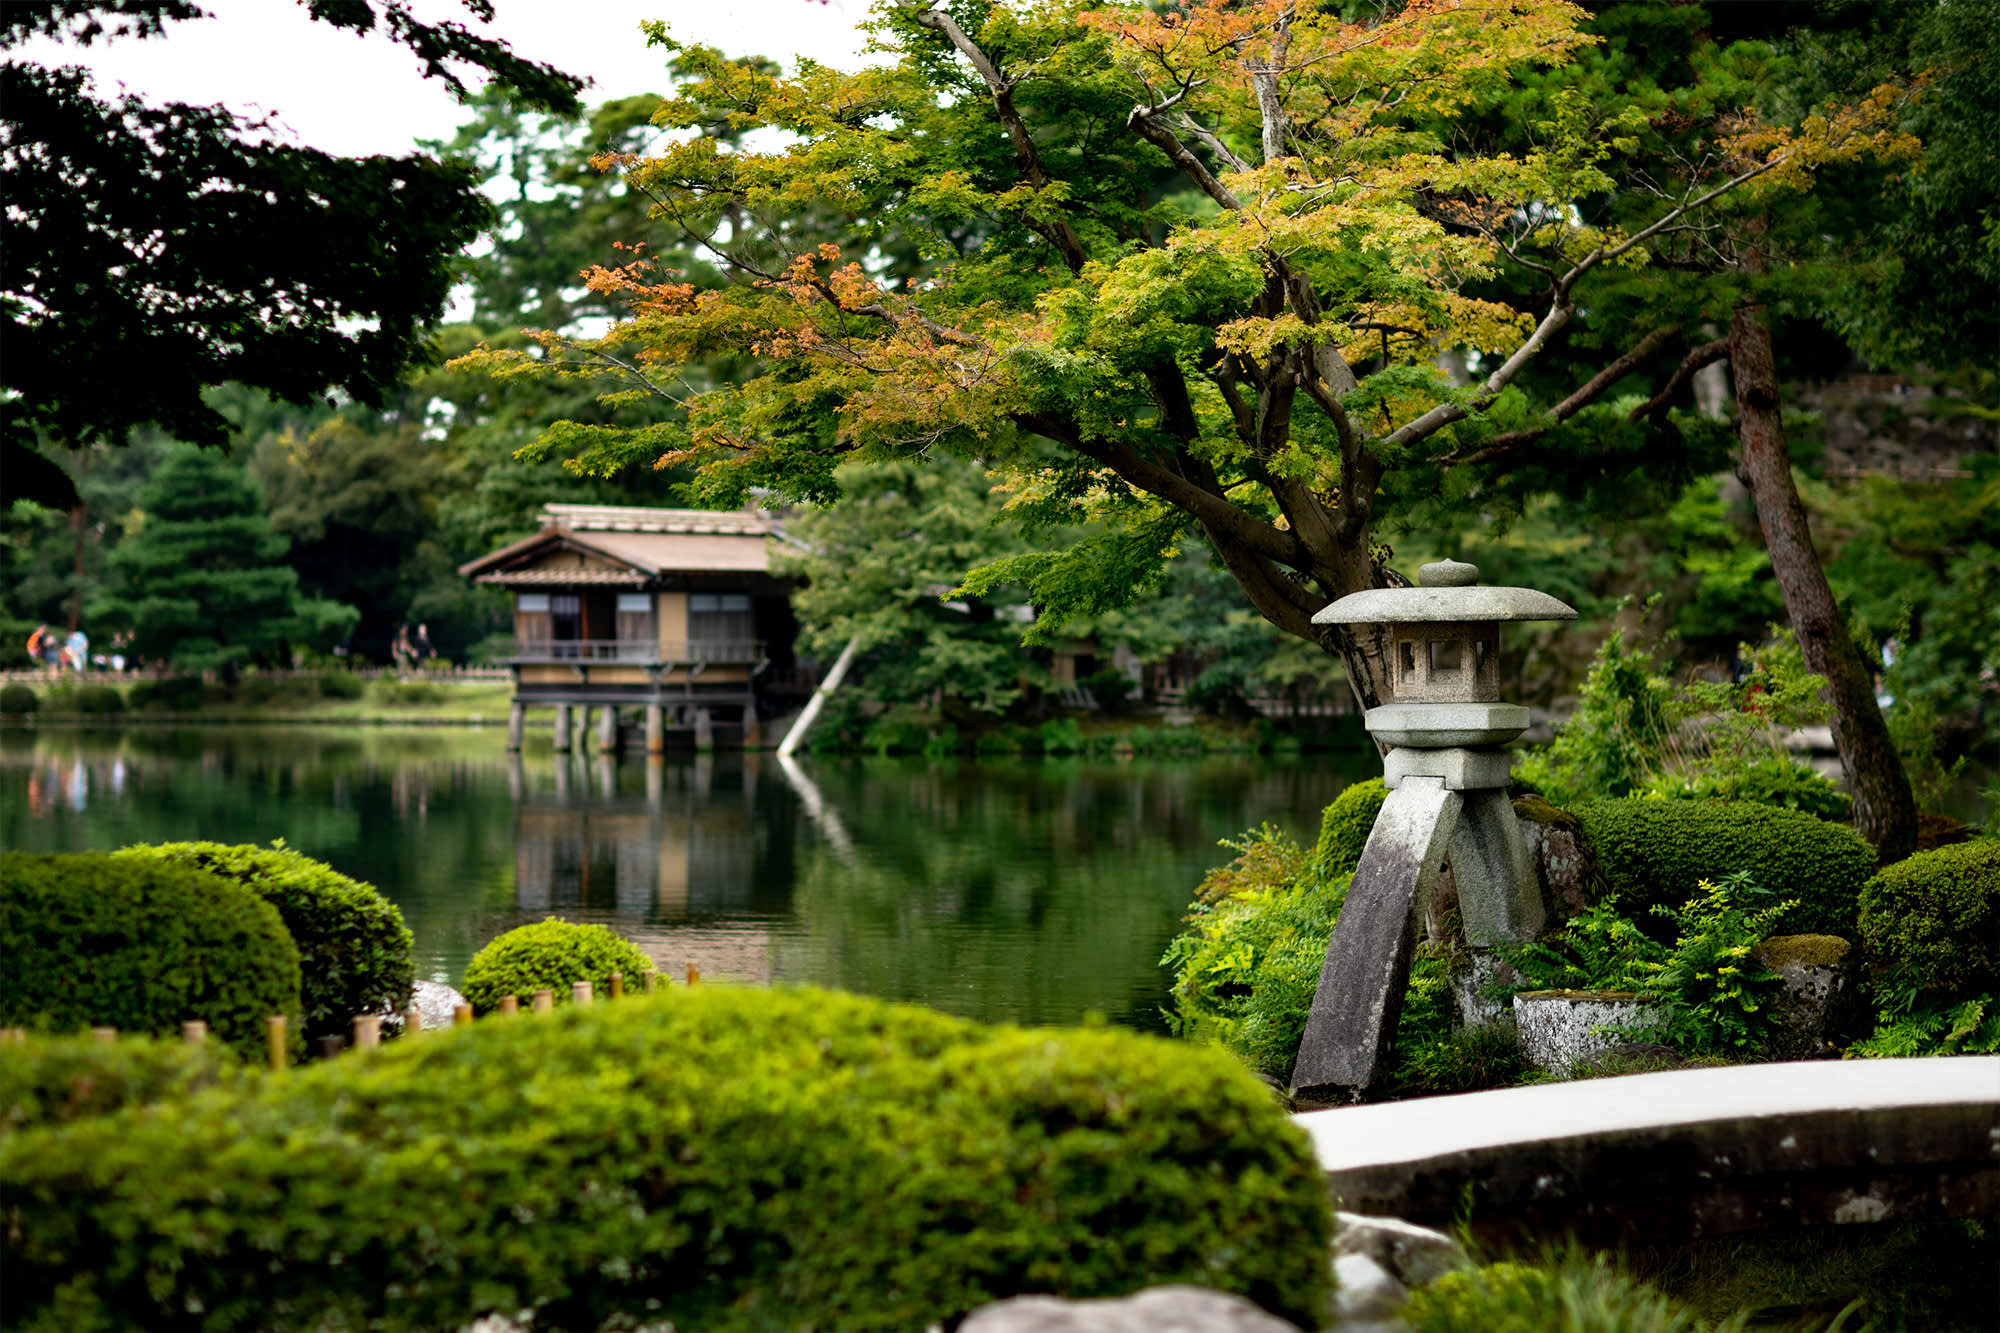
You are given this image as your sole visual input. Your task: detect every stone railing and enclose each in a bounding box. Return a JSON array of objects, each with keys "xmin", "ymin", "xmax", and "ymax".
[{"xmin": 507, "ymin": 639, "xmax": 764, "ymax": 665}]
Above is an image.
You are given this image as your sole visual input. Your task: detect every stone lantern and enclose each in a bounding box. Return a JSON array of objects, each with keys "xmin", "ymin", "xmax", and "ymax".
[{"xmin": 1290, "ymin": 559, "xmax": 1576, "ymax": 1102}]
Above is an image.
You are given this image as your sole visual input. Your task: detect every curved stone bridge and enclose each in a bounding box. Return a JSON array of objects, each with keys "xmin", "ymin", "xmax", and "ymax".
[{"xmin": 1294, "ymin": 1057, "xmax": 2000, "ymax": 1246}]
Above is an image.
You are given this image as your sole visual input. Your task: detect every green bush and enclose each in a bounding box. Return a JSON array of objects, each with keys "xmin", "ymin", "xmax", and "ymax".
[
  {"xmin": 459, "ymin": 918, "xmax": 655, "ymax": 1014},
  {"xmin": 317, "ymin": 670, "xmax": 366, "ymax": 700},
  {"xmin": 1641, "ymin": 755, "xmax": 1852, "ymax": 822},
  {"xmin": 1309, "ymin": 777, "xmax": 1388, "ymax": 880},
  {"xmin": 0, "ymin": 987, "xmax": 1335, "ymax": 1332},
  {"xmin": 1406, "ymin": 1253, "xmax": 1722, "ymax": 1333},
  {"xmin": 116, "ymin": 841, "xmax": 414, "ymax": 1039},
  {"xmin": 1858, "ymin": 839, "xmax": 2000, "ymax": 998},
  {"xmin": 128, "ymin": 675, "xmax": 206, "ymax": 711},
  {"xmin": 0, "ymin": 683, "xmax": 38, "ymax": 714},
  {"xmin": 1571, "ymin": 799, "xmax": 1873, "ymax": 939},
  {"xmin": 1, "ymin": 1031, "xmax": 242, "ymax": 1135},
  {"xmin": 72, "ymin": 684, "xmax": 125, "ymax": 715},
  {"xmin": 0, "ymin": 852, "xmax": 302, "ymax": 1061},
  {"xmin": 370, "ymin": 679, "xmax": 445, "ymax": 706}
]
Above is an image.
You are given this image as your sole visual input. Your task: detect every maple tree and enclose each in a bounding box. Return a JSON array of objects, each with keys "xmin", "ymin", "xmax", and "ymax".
[{"xmin": 459, "ymin": 1, "xmax": 1917, "ymax": 742}]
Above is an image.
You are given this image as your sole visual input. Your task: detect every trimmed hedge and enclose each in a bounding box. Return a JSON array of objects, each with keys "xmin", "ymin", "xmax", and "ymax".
[
  {"xmin": 459, "ymin": 917, "xmax": 655, "ymax": 1014},
  {"xmin": 0, "ymin": 683, "xmax": 37, "ymax": 715},
  {"xmin": 73, "ymin": 684, "xmax": 125, "ymax": 715},
  {"xmin": 1, "ymin": 1031, "xmax": 242, "ymax": 1135},
  {"xmin": 117, "ymin": 841, "xmax": 414, "ymax": 1039},
  {"xmin": 0, "ymin": 852, "xmax": 302, "ymax": 1061},
  {"xmin": 0, "ymin": 986, "xmax": 1335, "ymax": 1332},
  {"xmin": 1310, "ymin": 777, "xmax": 1388, "ymax": 880},
  {"xmin": 1859, "ymin": 839, "xmax": 2000, "ymax": 997},
  {"xmin": 1571, "ymin": 799, "xmax": 1874, "ymax": 939}
]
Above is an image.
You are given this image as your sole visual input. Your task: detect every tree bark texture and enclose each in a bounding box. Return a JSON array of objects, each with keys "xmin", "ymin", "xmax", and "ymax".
[{"xmin": 1729, "ymin": 300, "xmax": 1916, "ymax": 863}]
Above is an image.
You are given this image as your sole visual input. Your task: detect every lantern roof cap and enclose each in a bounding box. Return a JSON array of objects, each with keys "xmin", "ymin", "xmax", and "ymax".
[{"xmin": 1312, "ymin": 560, "xmax": 1578, "ymax": 626}]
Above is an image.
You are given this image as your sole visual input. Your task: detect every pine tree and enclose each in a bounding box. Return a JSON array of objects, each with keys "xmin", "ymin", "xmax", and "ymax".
[{"xmin": 92, "ymin": 447, "xmax": 356, "ymax": 671}]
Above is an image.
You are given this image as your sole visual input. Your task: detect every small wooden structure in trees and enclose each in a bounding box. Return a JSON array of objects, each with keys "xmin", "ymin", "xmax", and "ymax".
[{"xmin": 459, "ymin": 505, "xmax": 801, "ymax": 751}]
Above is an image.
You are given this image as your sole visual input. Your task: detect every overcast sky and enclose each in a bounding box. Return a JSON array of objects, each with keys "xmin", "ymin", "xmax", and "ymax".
[{"xmin": 16, "ymin": 0, "xmax": 879, "ymax": 158}]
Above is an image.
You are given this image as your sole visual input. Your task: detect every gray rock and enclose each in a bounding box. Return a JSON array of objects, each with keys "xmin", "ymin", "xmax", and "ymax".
[
  {"xmin": 1332, "ymin": 1212, "xmax": 1470, "ymax": 1290},
  {"xmin": 1514, "ymin": 990, "xmax": 1657, "ymax": 1076},
  {"xmin": 1751, "ymin": 935, "xmax": 1854, "ymax": 1060},
  {"xmin": 398, "ymin": 979, "xmax": 468, "ymax": 1033},
  {"xmin": 959, "ymin": 1285, "xmax": 1303, "ymax": 1333},
  {"xmin": 1331, "ymin": 1253, "xmax": 1408, "ymax": 1323}
]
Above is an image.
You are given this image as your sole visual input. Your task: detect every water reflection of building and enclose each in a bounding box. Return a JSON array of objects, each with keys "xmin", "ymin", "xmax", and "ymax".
[{"xmin": 510, "ymin": 754, "xmax": 773, "ymax": 982}]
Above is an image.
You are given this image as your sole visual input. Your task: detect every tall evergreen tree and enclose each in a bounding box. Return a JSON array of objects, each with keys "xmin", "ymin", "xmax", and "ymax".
[{"xmin": 92, "ymin": 447, "xmax": 356, "ymax": 671}]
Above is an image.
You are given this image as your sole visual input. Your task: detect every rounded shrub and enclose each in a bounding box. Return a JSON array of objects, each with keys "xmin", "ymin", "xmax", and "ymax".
[
  {"xmin": 1571, "ymin": 799, "xmax": 1874, "ymax": 939},
  {"xmin": 2, "ymin": 1031, "xmax": 242, "ymax": 1135},
  {"xmin": 128, "ymin": 675, "xmax": 205, "ymax": 711},
  {"xmin": 0, "ymin": 986, "xmax": 1335, "ymax": 1332},
  {"xmin": 317, "ymin": 671, "xmax": 366, "ymax": 700},
  {"xmin": 116, "ymin": 842, "xmax": 414, "ymax": 1039},
  {"xmin": 460, "ymin": 918, "xmax": 655, "ymax": 1013},
  {"xmin": 1858, "ymin": 839, "xmax": 2000, "ymax": 997},
  {"xmin": 0, "ymin": 683, "xmax": 37, "ymax": 715},
  {"xmin": 0, "ymin": 851, "xmax": 302, "ymax": 1061},
  {"xmin": 73, "ymin": 684, "xmax": 125, "ymax": 715},
  {"xmin": 1310, "ymin": 777, "xmax": 1388, "ymax": 880}
]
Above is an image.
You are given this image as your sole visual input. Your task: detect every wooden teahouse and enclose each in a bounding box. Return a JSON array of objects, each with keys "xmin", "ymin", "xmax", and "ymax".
[{"xmin": 459, "ymin": 504, "xmax": 801, "ymax": 750}]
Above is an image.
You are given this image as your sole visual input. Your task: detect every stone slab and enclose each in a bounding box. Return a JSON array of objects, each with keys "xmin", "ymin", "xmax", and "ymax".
[
  {"xmin": 1295, "ymin": 1058, "xmax": 2000, "ymax": 1245},
  {"xmin": 1382, "ymin": 746, "xmax": 1513, "ymax": 791},
  {"xmin": 1364, "ymin": 703, "xmax": 1528, "ymax": 748},
  {"xmin": 1291, "ymin": 778, "xmax": 1461, "ymax": 1099}
]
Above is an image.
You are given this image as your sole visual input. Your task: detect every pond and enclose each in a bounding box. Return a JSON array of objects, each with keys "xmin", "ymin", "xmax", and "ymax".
[{"xmin": 0, "ymin": 726, "xmax": 1373, "ymax": 1032}]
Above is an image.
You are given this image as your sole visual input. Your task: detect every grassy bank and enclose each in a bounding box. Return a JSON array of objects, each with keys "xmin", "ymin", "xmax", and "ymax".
[{"xmin": 0, "ymin": 675, "xmax": 519, "ymax": 727}]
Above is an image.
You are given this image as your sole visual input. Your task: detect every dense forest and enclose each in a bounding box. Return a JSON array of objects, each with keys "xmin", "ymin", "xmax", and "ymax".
[{"xmin": 4, "ymin": 0, "xmax": 1993, "ymax": 780}]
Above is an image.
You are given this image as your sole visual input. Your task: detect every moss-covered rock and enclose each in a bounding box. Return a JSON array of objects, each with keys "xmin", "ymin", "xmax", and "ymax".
[{"xmin": 1310, "ymin": 778, "xmax": 1388, "ymax": 881}]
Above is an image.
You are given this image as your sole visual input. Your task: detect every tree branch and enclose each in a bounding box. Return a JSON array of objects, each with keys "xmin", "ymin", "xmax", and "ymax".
[
  {"xmin": 916, "ymin": 6, "xmax": 1087, "ymax": 273},
  {"xmin": 1629, "ymin": 337, "xmax": 1729, "ymax": 421},
  {"xmin": 1439, "ymin": 323, "xmax": 1683, "ymax": 466}
]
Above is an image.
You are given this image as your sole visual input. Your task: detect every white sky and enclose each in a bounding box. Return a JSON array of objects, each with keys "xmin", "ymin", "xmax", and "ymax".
[{"xmin": 15, "ymin": 0, "xmax": 880, "ymax": 158}]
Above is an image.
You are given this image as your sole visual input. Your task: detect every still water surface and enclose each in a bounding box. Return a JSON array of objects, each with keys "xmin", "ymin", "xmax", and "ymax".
[{"xmin": 1, "ymin": 727, "xmax": 1370, "ymax": 1031}]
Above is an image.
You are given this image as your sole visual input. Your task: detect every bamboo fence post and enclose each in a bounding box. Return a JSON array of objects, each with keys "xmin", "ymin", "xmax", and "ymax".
[
  {"xmin": 572, "ymin": 981, "xmax": 593, "ymax": 1007},
  {"xmin": 266, "ymin": 1015, "xmax": 288, "ymax": 1071},
  {"xmin": 498, "ymin": 995, "xmax": 520, "ymax": 1017},
  {"xmin": 453, "ymin": 1004, "xmax": 473, "ymax": 1027},
  {"xmin": 0, "ymin": 1028, "xmax": 26, "ymax": 1046},
  {"xmin": 533, "ymin": 989, "xmax": 554, "ymax": 1014},
  {"xmin": 644, "ymin": 971, "xmax": 657, "ymax": 995},
  {"xmin": 404, "ymin": 1007, "xmax": 423, "ymax": 1034},
  {"xmin": 182, "ymin": 1020, "xmax": 207, "ymax": 1044},
  {"xmin": 687, "ymin": 961, "xmax": 700, "ymax": 986},
  {"xmin": 92, "ymin": 1026, "xmax": 118, "ymax": 1043},
  {"xmin": 354, "ymin": 1014, "xmax": 381, "ymax": 1051},
  {"xmin": 609, "ymin": 972, "xmax": 625, "ymax": 1000}
]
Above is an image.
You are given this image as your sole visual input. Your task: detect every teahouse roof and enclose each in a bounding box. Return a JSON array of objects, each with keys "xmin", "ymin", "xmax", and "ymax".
[{"xmin": 457, "ymin": 505, "xmax": 784, "ymax": 586}]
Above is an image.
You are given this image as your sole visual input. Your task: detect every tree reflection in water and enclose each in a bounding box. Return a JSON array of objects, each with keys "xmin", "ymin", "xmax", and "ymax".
[{"xmin": 2, "ymin": 727, "xmax": 1370, "ymax": 1030}]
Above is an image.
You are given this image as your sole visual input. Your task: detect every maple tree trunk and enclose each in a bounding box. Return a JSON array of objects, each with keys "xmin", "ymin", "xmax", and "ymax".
[{"xmin": 1729, "ymin": 299, "xmax": 1916, "ymax": 863}]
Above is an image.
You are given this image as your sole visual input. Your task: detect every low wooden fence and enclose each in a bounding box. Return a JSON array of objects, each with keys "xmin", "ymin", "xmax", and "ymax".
[{"xmin": 0, "ymin": 964, "xmax": 701, "ymax": 1070}]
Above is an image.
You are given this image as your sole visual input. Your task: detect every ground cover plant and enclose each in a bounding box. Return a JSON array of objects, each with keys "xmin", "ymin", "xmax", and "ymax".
[
  {"xmin": 458, "ymin": 917, "xmax": 657, "ymax": 1013},
  {"xmin": 115, "ymin": 840, "xmax": 414, "ymax": 1041},
  {"xmin": 0, "ymin": 851, "xmax": 302, "ymax": 1061},
  {"xmin": 0, "ymin": 986, "xmax": 1334, "ymax": 1332}
]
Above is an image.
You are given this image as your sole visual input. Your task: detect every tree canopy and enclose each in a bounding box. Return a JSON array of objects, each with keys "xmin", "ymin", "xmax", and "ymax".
[
  {"xmin": 0, "ymin": 0, "xmax": 584, "ymax": 509},
  {"xmin": 460, "ymin": 0, "xmax": 1914, "ymax": 714}
]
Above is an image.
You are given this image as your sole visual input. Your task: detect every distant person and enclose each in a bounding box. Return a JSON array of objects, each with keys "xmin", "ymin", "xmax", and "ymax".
[
  {"xmin": 66, "ymin": 628, "xmax": 88, "ymax": 674},
  {"xmin": 25, "ymin": 624, "xmax": 49, "ymax": 672},
  {"xmin": 415, "ymin": 623, "xmax": 436, "ymax": 665},
  {"xmin": 393, "ymin": 624, "xmax": 415, "ymax": 680},
  {"xmin": 109, "ymin": 631, "xmax": 129, "ymax": 673},
  {"xmin": 37, "ymin": 625, "xmax": 63, "ymax": 675}
]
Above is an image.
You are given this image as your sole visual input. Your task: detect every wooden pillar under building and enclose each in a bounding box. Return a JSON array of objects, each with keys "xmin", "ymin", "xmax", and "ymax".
[
  {"xmin": 598, "ymin": 703, "xmax": 618, "ymax": 753},
  {"xmin": 693, "ymin": 706, "xmax": 714, "ymax": 752},
  {"xmin": 507, "ymin": 699, "xmax": 526, "ymax": 751},
  {"xmin": 553, "ymin": 703, "xmax": 572, "ymax": 752},
  {"xmin": 646, "ymin": 703, "xmax": 665, "ymax": 754}
]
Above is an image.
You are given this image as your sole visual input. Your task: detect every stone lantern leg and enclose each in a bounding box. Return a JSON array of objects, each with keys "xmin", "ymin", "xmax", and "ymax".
[{"xmin": 1291, "ymin": 560, "xmax": 1575, "ymax": 1102}]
